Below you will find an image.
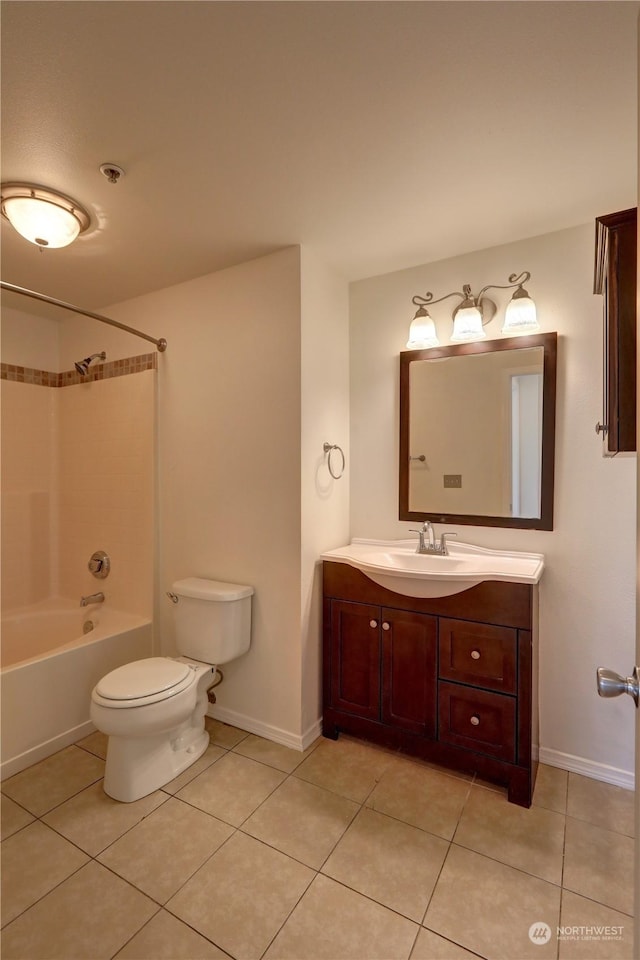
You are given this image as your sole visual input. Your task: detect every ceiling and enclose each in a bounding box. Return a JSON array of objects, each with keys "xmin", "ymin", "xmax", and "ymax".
[{"xmin": 1, "ymin": 1, "xmax": 638, "ymax": 313}]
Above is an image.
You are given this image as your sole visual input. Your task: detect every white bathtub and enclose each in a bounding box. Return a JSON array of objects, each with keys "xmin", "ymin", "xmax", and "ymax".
[{"xmin": 1, "ymin": 600, "xmax": 153, "ymax": 779}]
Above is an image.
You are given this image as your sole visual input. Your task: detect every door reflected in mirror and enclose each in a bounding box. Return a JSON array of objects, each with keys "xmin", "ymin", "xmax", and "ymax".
[{"xmin": 399, "ymin": 333, "xmax": 557, "ymax": 530}]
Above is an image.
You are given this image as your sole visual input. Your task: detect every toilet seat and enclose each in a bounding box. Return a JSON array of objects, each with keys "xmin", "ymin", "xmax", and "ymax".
[{"xmin": 93, "ymin": 658, "xmax": 197, "ymax": 709}]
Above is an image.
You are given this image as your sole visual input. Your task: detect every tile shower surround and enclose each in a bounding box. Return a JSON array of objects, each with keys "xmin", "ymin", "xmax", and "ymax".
[{"xmin": 1, "ymin": 353, "xmax": 157, "ymax": 387}]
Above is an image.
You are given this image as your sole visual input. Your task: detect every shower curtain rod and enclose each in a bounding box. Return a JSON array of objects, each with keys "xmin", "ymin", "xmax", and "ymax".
[{"xmin": 0, "ymin": 281, "xmax": 167, "ymax": 352}]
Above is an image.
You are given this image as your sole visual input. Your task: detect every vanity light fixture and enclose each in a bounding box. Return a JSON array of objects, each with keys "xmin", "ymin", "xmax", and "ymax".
[
  {"xmin": 408, "ymin": 271, "xmax": 539, "ymax": 347},
  {"xmin": 0, "ymin": 182, "xmax": 90, "ymax": 249}
]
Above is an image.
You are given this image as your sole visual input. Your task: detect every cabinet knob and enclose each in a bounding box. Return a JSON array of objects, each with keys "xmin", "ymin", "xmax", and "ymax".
[
  {"xmin": 369, "ymin": 620, "xmax": 378, "ymax": 629},
  {"xmin": 470, "ymin": 715, "xmax": 480, "ymax": 726},
  {"xmin": 595, "ymin": 421, "xmax": 608, "ymax": 436},
  {"xmin": 470, "ymin": 650, "xmax": 481, "ymax": 660},
  {"xmin": 382, "ymin": 622, "xmax": 390, "ymax": 631}
]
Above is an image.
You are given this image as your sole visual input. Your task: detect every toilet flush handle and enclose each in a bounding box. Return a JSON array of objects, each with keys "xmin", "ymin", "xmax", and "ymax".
[{"xmin": 166, "ymin": 591, "xmax": 179, "ymax": 604}]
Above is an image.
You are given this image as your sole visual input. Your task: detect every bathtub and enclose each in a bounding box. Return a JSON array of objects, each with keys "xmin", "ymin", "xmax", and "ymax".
[{"xmin": 1, "ymin": 600, "xmax": 152, "ymax": 779}]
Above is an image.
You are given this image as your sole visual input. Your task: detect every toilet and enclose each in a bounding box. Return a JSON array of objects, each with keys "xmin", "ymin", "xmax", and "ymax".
[{"xmin": 90, "ymin": 577, "xmax": 253, "ymax": 802}]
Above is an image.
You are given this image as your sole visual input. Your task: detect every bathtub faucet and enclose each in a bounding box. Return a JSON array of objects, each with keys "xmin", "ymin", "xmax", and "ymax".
[{"xmin": 80, "ymin": 592, "xmax": 105, "ymax": 607}]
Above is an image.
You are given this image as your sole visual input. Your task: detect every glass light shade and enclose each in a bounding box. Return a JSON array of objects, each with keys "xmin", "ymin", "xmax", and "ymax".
[
  {"xmin": 451, "ymin": 304, "xmax": 486, "ymax": 342},
  {"xmin": 2, "ymin": 196, "xmax": 82, "ymax": 248},
  {"xmin": 502, "ymin": 294, "xmax": 539, "ymax": 334},
  {"xmin": 406, "ymin": 311, "xmax": 440, "ymax": 349}
]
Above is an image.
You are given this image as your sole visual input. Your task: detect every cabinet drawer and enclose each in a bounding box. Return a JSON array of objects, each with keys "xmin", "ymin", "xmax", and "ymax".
[
  {"xmin": 439, "ymin": 619, "xmax": 517, "ymax": 694},
  {"xmin": 438, "ymin": 682, "xmax": 516, "ymax": 762}
]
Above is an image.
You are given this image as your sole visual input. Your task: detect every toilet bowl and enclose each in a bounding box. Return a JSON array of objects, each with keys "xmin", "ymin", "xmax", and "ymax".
[{"xmin": 90, "ymin": 577, "xmax": 253, "ymax": 802}]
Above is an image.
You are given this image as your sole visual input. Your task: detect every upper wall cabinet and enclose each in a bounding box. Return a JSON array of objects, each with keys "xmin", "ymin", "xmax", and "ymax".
[{"xmin": 594, "ymin": 207, "xmax": 637, "ymax": 455}]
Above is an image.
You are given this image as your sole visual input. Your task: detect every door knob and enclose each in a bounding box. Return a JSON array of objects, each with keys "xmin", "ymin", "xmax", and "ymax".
[{"xmin": 596, "ymin": 666, "xmax": 639, "ymax": 707}]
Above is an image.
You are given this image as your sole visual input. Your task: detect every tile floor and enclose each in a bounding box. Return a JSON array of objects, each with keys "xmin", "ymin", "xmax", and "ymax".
[{"xmin": 0, "ymin": 720, "xmax": 635, "ymax": 960}]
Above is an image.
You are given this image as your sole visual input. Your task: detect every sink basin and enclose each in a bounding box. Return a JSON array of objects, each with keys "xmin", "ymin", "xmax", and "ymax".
[{"xmin": 320, "ymin": 539, "xmax": 544, "ymax": 598}]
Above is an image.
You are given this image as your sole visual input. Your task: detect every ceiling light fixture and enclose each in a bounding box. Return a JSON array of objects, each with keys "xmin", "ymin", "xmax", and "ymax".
[
  {"xmin": 407, "ymin": 271, "xmax": 539, "ymax": 348},
  {"xmin": 0, "ymin": 182, "xmax": 90, "ymax": 249}
]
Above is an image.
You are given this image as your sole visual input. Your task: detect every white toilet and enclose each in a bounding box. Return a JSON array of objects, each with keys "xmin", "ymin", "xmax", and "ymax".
[{"xmin": 90, "ymin": 577, "xmax": 253, "ymax": 802}]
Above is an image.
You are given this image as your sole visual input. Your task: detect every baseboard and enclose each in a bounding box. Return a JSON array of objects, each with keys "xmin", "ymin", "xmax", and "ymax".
[
  {"xmin": 207, "ymin": 705, "xmax": 322, "ymax": 753},
  {"xmin": 0, "ymin": 720, "xmax": 95, "ymax": 781},
  {"xmin": 205, "ymin": 707, "xmax": 634, "ymax": 791},
  {"xmin": 539, "ymin": 746, "xmax": 634, "ymax": 791}
]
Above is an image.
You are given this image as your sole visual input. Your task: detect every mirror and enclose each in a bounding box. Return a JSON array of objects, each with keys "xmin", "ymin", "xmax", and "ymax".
[{"xmin": 399, "ymin": 332, "xmax": 557, "ymax": 530}]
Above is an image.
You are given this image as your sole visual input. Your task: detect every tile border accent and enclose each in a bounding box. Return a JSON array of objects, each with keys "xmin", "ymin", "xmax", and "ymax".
[{"xmin": 1, "ymin": 353, "xmax": 157, "ymax": 387}]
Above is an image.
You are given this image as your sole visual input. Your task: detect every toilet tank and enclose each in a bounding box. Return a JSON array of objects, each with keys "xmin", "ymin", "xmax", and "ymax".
[{"xmin": 171, "ymin": 578, "xmax": 253, "ymax": 665}]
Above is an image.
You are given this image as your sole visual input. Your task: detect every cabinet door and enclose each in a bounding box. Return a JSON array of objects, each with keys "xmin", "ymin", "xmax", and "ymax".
[
  {"xmin": 381, "ymin": 608, "xmax": 437, "ymax": 737},
  {"xmin": 594, "ymin": 207, "xmax": 637, "ymax": 454},
  {"xmin": 330, "ymin": 600, "xmax": 381, "ymax": 720}
]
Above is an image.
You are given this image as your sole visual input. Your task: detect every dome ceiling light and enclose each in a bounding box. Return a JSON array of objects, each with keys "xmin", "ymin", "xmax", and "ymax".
[{"xmin": 0, "ymin": 182, "xmax": 91, "ymax": 249}]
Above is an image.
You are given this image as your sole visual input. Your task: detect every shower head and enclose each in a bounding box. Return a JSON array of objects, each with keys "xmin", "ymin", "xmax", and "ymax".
[{"xmin": 74, "ymin": 352, "xmax": 106, "ymax": 376}]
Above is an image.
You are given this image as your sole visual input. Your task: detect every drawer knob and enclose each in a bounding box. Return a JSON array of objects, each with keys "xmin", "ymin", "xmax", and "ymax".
[
  {"xmin": 370, "ymin": 620, "xmax": 378, "ymax": 629},
  {"xmin": 470, "ymin": 650, "xmax": 481, "ymax": 660},
  {"xmin": 470, "ymin": 715, "xmax": 480, "ymax": 726},
  {"xmin": 382, "ymin": 622, "xmax": 390, "ymax": 631}
]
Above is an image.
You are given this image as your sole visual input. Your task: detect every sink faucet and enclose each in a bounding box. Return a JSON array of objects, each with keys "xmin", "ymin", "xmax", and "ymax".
[
  {"xmin": 409, "ymin": 524, "xmax": 457, "ymax": 556},
  {"xmin": 80, "ymin": 592, "xmax": 105, "ymax": 607},
  {"xmin": 410, "ymin": 521, "xmax": 435, "ymax": 554}
]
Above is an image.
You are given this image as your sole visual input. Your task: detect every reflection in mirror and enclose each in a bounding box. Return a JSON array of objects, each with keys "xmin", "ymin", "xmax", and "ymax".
[{"xmin": 399, "ymin": 333, "xmax": 557, "ymax": 530}]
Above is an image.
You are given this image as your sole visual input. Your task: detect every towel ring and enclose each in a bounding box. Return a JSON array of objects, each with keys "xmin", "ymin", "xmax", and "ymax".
[{"xmin": 323, "ymin": 442, "xmax": 345, "ymax": 480}]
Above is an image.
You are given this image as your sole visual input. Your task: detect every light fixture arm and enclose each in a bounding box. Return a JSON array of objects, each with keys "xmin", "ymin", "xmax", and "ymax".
[
  {"xmin": 476, "ymin": 271, "xmax": 531, "ymax": 302},
  {"xmin": 411, "ymin": 290, "xmax": 466, "ymax": 309}
]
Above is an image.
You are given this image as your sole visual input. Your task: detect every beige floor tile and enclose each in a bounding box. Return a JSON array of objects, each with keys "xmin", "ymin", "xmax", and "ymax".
[
  {"xmin": 367, "ymin": 756, "xmax": 470, "ymax": 840},
  {"xmin": 233, "ymin": 733, "xmax": 319, "ymax": 773},
  {"xmin": 167, "ymin": 832, "xmax": 314, "ymax": 960},
  {"xmin": 453, "ymin": 785, "xmax": 565, "ymax": 884},
  {"xmin": 1, "ymin": 820, "xmax": 89, "ymax": 925},
  {"xmin": 264, "ymin": 873, "xmax": 418, "ymax": 960},
  {"xmin": 411, "ymin": 928, "xmax": 484, "ymax": 959},
  {"xmin": 1, "ymin": 794, "xmax": 34, "ymax": 840},
  {"xmin": 567, "ymin": 773, "xmax": 634, "ymax": 837},
  {"xmin": 43, "ymin": 781, "xmax": 168, "ymax": 856},
  {"xmin": 99, "ymin": 796, "xmax": 234, "ymax": 903},
  {"xmin": 1, "ymin": 745, "xmax": 104, "ymax": 816},
  {"xmin": 294, "ymin": 736, "xmax": 397, "ymax": 803},
  {"xmin": 205, "ymin": 716, "xmax": 250, "ymax": 748},
  {"xmin": 76, "ymin": 729, "xmax": 109, "ymax": 759},
  {"xmin": 243, "ymin": 776, "xmax": 358, "ymax": 868},
  {"xmin": 1, "ymin": 861, "xmax": 157, "ymax": 959},
  {"xmin": 162, "ymin": 742, "xmax": 226, "ymax": 794},
  {"xmin": 115, "ymin": 908, "xmax": 230, "ymax": 958},
  {"xmin": 563, "ymin": 816, "xmax": 634, "ymax": 916},
  {"xmin": 558, "ymin": 890, "xmax": 634, "ymax": 959},
  {"xmin": 177, "ymin": 751, "xmax": 286, "ymax": 825},
  {"xmin": 424, "ymin": 845, "xmax": 561, "ymax": 960},
  {"xmin": 323, "ymin": 807, "xmax": 449, "ymax": 922},
  {"xmin": 533, "ymin": 763, "xmax": 568, "ymax": 814}
]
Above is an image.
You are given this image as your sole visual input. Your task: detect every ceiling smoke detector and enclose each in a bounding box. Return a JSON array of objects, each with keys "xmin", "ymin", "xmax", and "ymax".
[{"xmin": 99, "ymin": 163, "xmax": 125, "ymax": 184}]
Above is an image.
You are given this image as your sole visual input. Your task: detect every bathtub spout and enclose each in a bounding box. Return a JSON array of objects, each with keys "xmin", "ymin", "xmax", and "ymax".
[{"xmin": 80, "ymin": 592, "xmax": 105, "ymax": 607}]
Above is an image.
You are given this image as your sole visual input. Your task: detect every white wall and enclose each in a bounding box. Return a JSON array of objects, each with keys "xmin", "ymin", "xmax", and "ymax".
[
  {"xmin": 300, "ymin": 247, "xmax": 350, "ymax": 736},
  {"xmin": 350, "ymin": 223, "xmax": 637, "ymax": 783},
  {"xmin": 1, "ymin": 306, "xmax": 60, "ymax": 370},
  {"xmin": 75, "ymin": 246, "xmax": 349, "ymax": 748}
]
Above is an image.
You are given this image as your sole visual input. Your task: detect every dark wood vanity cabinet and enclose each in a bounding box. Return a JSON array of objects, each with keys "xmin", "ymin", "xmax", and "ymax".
[
  {"xmin": 594, "ymin": 207, "xmax": 637, "ymax": 454},
  {"xmin": 323, "ymin": 561, "xmax": 538, "ymax": 806}
]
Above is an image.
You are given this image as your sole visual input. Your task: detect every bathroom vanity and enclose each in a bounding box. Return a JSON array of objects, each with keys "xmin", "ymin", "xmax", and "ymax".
[{"xmin": 322, "ymin": 544, "xmax": 540, "ymax": 807}]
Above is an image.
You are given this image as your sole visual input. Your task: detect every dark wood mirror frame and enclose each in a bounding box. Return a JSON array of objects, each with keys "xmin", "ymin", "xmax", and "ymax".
[{"xmin": 399, "ymin": 332, "xmax": 558, "ymax": 530}]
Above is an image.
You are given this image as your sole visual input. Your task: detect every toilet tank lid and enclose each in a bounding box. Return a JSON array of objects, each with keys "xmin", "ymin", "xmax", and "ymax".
[{"xmin": 172, "ymin": 577, "xmax": 254, "ymax": 601}]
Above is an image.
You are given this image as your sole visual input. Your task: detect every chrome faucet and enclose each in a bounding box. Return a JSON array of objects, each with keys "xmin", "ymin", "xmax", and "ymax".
[
  {"xmin": 80, "ymin": 592, "xmax": 105, "ymax": 607},
  {"xmin": 409, "ymin": 523, "xmax": 457, "ymax": 556},
  {"xmin": 410, "ymin": 521, "xmax": 435, "ymax": 554}
]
